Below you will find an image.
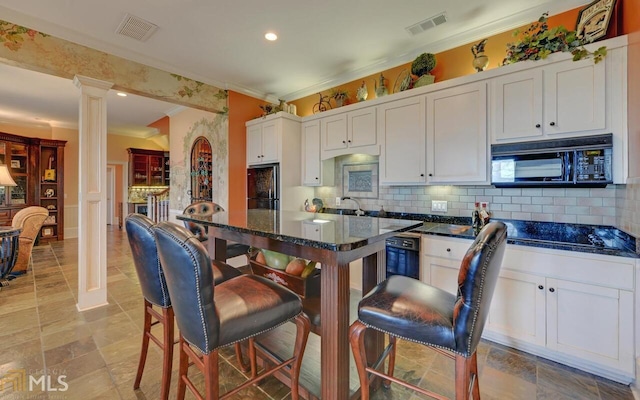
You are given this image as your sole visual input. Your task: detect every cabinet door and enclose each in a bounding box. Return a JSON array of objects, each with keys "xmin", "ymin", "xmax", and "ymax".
[
  {"xmin": 486, "ymin": 270, "xmax": 546, "ymax": 347},
  {"xmin": 260, "ymin": 120, "xmax": 279, "ymax": 163},
  {"xmin": 422, "ymin": 256, "xmax": 458, "ymax": 295},
  {"xmin": 246, "ymin": 125, "xmax": 263, "ymax": 165},
  {"xmin": 427, "ymin": 82, "xmax": 488, "ymax": 184},
  {"xmin": 132, "ymin": 154, "xmax": 149, "ymax": 185},
  {"xmin": 546, "ymin": 278, "xmax": 634, "ymax": 371},
  {"xmin": 378, "ymin": 96, "xmax": 426, "ymax": 185},
  {"xmin": 492, "ymin": 69, "xmax": 543, "ymax": 142},
  {"xmin": 544, "ymin": 58, "xmax": 606, "ymax": 135},
  {"xmin": 302, "ymin": 120, "xmax": 321, "ymax": 186},
  {"xmin": 348, "ymin": 108, "xmax": 376, "ymax": 148},
  {"xmin": 322, "ymin": 114, "xmax": 348, "ymax": 151},
  {"xmin": 148, "ymin": 155, "xmax": 164, "ymax": 186}
]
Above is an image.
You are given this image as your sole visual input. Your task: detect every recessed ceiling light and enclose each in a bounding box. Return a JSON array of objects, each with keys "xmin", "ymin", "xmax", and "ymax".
[
  {"xmin": 265, "ymin": 32, "xmax": 277, "ymax": 41},
  {"xmin": 117, "ymin": 92, "xmax": 127, "ymax": 97}
]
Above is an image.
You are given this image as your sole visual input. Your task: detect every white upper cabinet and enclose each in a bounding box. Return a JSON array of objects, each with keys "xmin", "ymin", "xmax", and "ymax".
[
  {"xmin": 302, "ymin": 120, "xmax": 334, "ymax": 186},
  {"xmin": 320, "ymin": 108, "xmax": 378, "ymax": 159},
  {"xmin": 246, "ymin": 119, "xmax": 279, "ymax": 165},
  {"xmin": 377, "ymin": 96, "xmax": 426, "ymax": 185},
  {"xmin": 426, "ymin": 82, "xmax": 488, "ymax": 184},
  {"xmin": 492, "ymin": 57, "xmax": 606, "ymax": 143}
]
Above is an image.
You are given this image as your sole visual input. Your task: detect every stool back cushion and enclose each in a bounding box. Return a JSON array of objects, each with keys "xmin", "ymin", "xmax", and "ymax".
[
  {"xmin": 153, "ymin": 221, "xmax": 220, "ymax": 353},
  {"xmin": 454, "ymin": 221, "xmax": 507, "ymax": 356},
  {"xmin": 125, "ymin": 213, "xmax": 170, "ymax": 308},
  {"xmin": 182, "ymin": 201, "xmax": 225, "ymax": 241}
]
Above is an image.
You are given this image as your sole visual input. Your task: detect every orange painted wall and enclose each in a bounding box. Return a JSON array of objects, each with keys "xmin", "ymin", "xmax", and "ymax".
[
  {"xmin": 148, "ymin": 116, "xmax": 170, "ymax": 136},
  {"xmin": 228, "ymin": 91, "xmax": 269, "ymax": 223},
  {"xmin": 289, "ymin": 8, "xmax": 603, "ymax": 116},
  {"xmin": 623, "ymin": 0, "xmax": 640, "ymax": 34}
]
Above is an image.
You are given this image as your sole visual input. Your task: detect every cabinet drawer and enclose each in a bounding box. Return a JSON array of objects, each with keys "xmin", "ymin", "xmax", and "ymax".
[
  {"xmin": 421, "ymin": 236, "xmax": 472, "ymax": 260},
  {"xmin": 0, "ymin": 210, "xmax": 11, "ymax": 226}
]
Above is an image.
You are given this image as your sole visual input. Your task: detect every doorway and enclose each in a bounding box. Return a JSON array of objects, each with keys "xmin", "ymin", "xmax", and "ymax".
[{"xmin": 106, "ymin": 166, "xmax": 115, "ymax": 225}]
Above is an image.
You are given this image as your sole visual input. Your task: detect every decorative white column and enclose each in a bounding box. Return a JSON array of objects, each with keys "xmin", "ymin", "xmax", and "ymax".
[{"xmin": 73, "ymin": 75, "xmax": 113, "ymax": 311}]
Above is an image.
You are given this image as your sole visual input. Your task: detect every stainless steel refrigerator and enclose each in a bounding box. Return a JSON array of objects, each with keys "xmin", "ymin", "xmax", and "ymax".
[{"xmin": 247, "ymin": 163, "xmax": 279, "ymax": 210}]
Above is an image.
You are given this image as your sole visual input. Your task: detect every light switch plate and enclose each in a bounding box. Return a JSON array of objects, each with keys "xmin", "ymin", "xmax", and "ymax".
[{"xmin": 432, "ymin": 200, "xmax": 447, "ymax": 212}]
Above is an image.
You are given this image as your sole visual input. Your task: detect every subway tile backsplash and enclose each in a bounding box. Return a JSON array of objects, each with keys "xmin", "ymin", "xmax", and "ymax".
[{"xmin": 314, "ymin": 155, "xmax": 640, "ymax": 238}]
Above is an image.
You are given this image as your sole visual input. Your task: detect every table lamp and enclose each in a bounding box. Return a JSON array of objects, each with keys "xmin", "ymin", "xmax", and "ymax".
[{"xmin": 0, "ymin": 164, "xmax": 17, "ymax": 187}]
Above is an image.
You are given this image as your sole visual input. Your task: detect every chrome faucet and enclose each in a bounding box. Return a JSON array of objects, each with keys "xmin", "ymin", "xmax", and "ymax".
[{"xmin": 341, "ymin": 196, "xmax": 365, "ymax": 216}]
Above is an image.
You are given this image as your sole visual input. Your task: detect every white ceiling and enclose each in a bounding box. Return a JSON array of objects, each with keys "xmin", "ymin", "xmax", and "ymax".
[{"xmin": 0, "ymin": 0, "xmax": 589, "ymax": 135}]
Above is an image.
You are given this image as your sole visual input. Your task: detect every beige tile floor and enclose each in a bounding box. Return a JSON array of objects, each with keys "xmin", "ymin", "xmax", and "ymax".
[{"xmin": 0, "ymin": 225, "xmax": 635, "ymax": 399}]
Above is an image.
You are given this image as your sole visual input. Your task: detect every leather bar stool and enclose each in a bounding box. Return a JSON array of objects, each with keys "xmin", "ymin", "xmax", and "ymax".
[
  {"xmin": 152, "ymin": 221, "xmax": 311, "ymax": 400},
  {"xmin": 349, "ymin": 221, "xmax": 507, "ymax": 400},
  {"xmin": 125, "ymin": 214, "xmax": 244, "ymax": 400},
  {"xmin": 182, "ymin": 201, "xmax": 250, "ymax": 259}
]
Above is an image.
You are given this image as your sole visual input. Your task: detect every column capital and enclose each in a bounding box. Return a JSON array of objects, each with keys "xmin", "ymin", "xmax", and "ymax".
[{"xmin": 73, "ymin": 75, "xmax": 113, "ymax": 91}]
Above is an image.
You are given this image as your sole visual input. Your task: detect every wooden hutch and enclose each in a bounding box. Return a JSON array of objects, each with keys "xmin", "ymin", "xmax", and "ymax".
[{"xmin": 0, "ymin": 132, "xmax": 66, "ymax": 241}]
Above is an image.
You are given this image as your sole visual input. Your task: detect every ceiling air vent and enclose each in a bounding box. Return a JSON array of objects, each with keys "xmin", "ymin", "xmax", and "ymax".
[
  {"xmin": 115, "ymin": 13, "xmax": 158, "ymax": 42},
  {"xmin": 405, "ymin": 12, "xmax": 448, "ymax": 36}
]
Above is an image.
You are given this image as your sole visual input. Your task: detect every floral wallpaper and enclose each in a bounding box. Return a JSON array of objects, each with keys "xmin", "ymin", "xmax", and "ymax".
[{"xmin": 0, "ymin": 18, "xmax": 227, "ymax": 113}]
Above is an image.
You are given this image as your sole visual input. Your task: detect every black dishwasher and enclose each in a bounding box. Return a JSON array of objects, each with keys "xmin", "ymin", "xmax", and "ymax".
[{"xmin": 385, "ymin": 235, "xmax": 420, "ymax": 279}]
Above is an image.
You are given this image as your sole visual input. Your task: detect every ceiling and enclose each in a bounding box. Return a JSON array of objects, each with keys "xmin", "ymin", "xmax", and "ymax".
[{"xmin": 0, "ymin": 0, "xmax": 589, "ymax": 135}]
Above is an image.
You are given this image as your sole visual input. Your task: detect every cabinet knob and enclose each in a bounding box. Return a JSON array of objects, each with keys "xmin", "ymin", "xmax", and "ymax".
[
  {"xmin": 342, "ymin": 140, "xmax": 346, "ymax": 144},
  {"xmin": 549, "ymin": 288, "xmax": 555, "ymax": 293},
  {"xmin": 428, "ymin": 173, "xmax": 433, "ymax": 177},
  {"xmin": 315, "ymin": 177, "xmax": 319, "ymax": 180},
  {"xmin": 446, "ymin": 248, "xmax": 451, "ymax": 252},
  {"xmin": 535, "ymin": 124, "xmax": 541, "ymax": 128},
  {"xmin": 538, "ymin": 285, "xmax": 544, "ymax": 290},
  {"xmin": 550, "ymin": 122, "xmax": 556, "ymax": 126},
  {"xmin": 420, "ymin": 173, "xmax": 425, "ymax": 177},
  {"xmin": 347, "ymin": 140, "xmax": 352, "ymax": 143}
]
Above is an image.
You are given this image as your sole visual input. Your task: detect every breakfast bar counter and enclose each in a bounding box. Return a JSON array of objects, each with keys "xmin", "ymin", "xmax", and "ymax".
[{"xmin": 177, "ymin": 209, "xmax": 422, "ymax": 400}]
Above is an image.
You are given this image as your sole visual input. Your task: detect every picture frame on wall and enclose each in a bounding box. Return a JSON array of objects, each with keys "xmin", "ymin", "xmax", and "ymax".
[
  {"xmin": 10, "ymin": 160, "xmax": 20, "ymax": 168},
  {"xmin": 576, "ymin": 0, "xmax": 617, "ymax": 43}
]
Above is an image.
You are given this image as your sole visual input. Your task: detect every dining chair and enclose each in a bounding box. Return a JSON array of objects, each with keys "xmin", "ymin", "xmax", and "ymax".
[
  {"xmin": 125, "ymin": 213, "xmax": 245, "ymax": 400},
  {"xmin": 152, "ymin": 221, "xmax": 311, "ymax": 400},
  {"xmin": 349, "ymin": 221, "xmax": 507, "ymax": 400}
]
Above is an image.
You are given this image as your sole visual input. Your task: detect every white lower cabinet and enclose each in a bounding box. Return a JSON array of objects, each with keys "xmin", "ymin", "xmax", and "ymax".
[{"xmin": 422, "ymin": 235, "xmax": 635, "ymax": 383}]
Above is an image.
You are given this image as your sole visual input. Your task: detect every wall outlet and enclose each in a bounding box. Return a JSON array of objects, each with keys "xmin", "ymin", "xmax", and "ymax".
[
  {"xmin": 335, "ymin": 197, "xmax": 341, "ymax": 206},
  {"xmin": 432, "ymin": 200, "xmax": 447, "ymax": 212}
]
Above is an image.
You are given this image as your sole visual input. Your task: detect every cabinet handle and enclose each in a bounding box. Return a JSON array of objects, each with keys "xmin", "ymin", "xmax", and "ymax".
[
  {"xmin": 538, "ymin": 285, "xmax": 544, "ymax": 290},
  {"xmin": 535, "ymin": 124, "xmax": 541, "ymax": 128},
  {"xmin": 446, "ymin": 248, "xmax": 451, "ymax": 252},
  {"xmin": 549, "ymin": 288, "xmax": 555, "ymax": 293},
  {"xmin": 550, "ymin": 122, "xmax": 556, "ymax": 126}
]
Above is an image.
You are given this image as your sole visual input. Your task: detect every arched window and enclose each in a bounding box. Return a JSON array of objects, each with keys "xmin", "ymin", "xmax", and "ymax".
[{"xmin": 190, "ymin": 137, "xmax": 212, "ymax": 203}]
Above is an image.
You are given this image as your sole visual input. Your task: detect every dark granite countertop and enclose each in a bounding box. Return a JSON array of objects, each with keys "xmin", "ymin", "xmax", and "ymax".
[
  {"xmin": 323, "ymin": 208, "xmax": 638, "ymax": 258},
  {"xmin": 177, "ymin": 209, "xmax": 422, "ymax": 252}
]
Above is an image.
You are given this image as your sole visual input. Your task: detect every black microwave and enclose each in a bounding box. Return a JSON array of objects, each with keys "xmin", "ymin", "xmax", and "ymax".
[{"xmin": 491, "ymin": 134, "xmax": 613, "ymax": 188}]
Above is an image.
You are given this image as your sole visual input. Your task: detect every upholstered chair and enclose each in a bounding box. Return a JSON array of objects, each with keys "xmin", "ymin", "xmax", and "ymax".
[
  {"xmin": 125, "ymin": 213, "xmax": 243, "ymax": 400},
  {"xmin": 349, "ymin": 221, "xmax": 507, "ymax": 400},
  {"xmin": 11, "ymin": 206, "xmax": 48, "ymax": 275},
  {"xmin": 182, "ymin": 200, "xmax": 250, "ymax": 259},
  {"xmin": 152, "ymin": 221, "xmax": 310, "ymax": 400}
]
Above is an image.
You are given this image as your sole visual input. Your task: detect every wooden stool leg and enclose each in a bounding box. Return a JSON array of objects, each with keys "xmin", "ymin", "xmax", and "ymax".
[
  {"xmin": 134, "ymin": 300, "xmax": 152, "ymax": 389},
  {"xmin": 235, "ymin": 342, "xmax": 251, "ymax": 372},
  {"xmin": 177, "ymin": 337, "xmax": 188, "ymax": 400},
  {"xmin": 383, "ymin": 335, "xmax": 397, "ymax": 388},
  {"xmin": 471, "ymin": 352, "xmax": 480, "ymax": 400},
  {"xmin": 248, "ymin": 338, "xmax": 257, "ymax": 379},
  {"xmin": 455, "ymin": 354, "xmax": 472, "ymax": 400},
  {"xmin": 349, "ymin": 321, "xmax": 371, "ymax": 400},
  {"xmin": 160, "ymin": 307, "xmax": 175, "ymax": 400},
  {"xmin": 203, "ymin": 350, "xmax": 220, "ymax": 400},
  {"xmin": 290, "ymin": 314, "xmax": 311, "ymax": 400}
]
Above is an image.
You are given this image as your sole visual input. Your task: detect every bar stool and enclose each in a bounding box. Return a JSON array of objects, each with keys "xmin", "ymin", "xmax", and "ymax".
[
  {"xmin": 349, "ymin": 221, "xmax": 507, "ymax": 400},
  {"xmin": 152, "ymin": 221, "xmax": 310, "ymax": 400},
  {"xmin": 125, "ymin": 214, "xmax": 244, "ymax": 399}
]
